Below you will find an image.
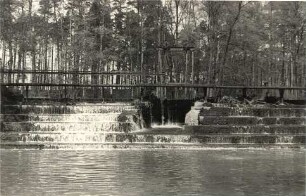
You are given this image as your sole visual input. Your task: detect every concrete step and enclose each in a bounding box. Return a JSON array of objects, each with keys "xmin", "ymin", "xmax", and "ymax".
[
  {"xmin": 2, "ymin": 104, "xmax": 137, "ymax": 114},
  {"xmin": 199, "ymin": 107, "xmax": 306, "ymax": 117},
  {"xmin": 1, "ymin": 131, "xmax": 305, "ymax": 144},
  {"xmin": 1, "ymin": 113, "xmax": 122, "ymax": 122},
  {"xmin": 183, "ymin": 125, "xmax": 306, "ymax": 135},
  {"xmin": 199, "ymin": 116, "xmax": 305, "ymax": 125},
  {"xmin": 1, "ymin": 121, "xmax": 137, "ymax": 132},
  {"xmin": 206, "ymin": 103, "xmax": 306, "ymax": 109}
]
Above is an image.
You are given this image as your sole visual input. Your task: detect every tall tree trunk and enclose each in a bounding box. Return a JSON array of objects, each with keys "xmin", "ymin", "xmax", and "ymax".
[
  {"xmin": 44, "ymin": 38, "xmax": 48, "ymax": 85},
  {"xmin": 22, "ymin": 51, "xmax": 26, "ymax": 93},
  {"xmin": 2, "ymin": 41, "xmax": 6, "ymax": 83},
  {"xmin": 57, "ymin": 41, "xmax": 61, "ymax": 85},
  {"xmin": 175, "ymin": 0, "xmax": 179, "ymax": 44},
  {"xmin": 281, "ymin": 40, "xmax": 286, "ymax": 86},
  {"xmin": 8, "ymin": 41, "xmax": 13, "ymax": 83},
  {"xmin": 32, "ymin": 50, "xmax": 36, "ymax": 83},
  {"xmin": 51, "ymin": 43, "xmax": 54, "ymax": 84},
  {"xmin": 220, "ymin": 2, "xmax": 242, "ymax": 86},
  {"xmin": 16, "ymin": 45, "xmax": 22, "ymax": 83}
]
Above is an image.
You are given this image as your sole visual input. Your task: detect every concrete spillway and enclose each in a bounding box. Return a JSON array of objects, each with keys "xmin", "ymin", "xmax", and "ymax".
[
  {"xmin": 1, "ymin": 103, "xmax": 145, "ymax": 149},
  {"xmin": 1, "ymin": 102, "xmax": 305, "ymax": 149}
]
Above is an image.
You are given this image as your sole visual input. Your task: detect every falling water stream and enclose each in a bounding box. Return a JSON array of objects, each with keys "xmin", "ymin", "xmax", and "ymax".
[{"xmin": 1, "ymin": 103, "xmax": 144, "ymax": 145}]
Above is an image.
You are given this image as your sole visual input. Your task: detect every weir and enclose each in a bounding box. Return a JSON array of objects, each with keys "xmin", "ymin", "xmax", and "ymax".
[
  {"xmin": 1, "ymin": 103, "xmax": 147, "ymax": 148},
  {"xmin": 1, "ymin": 99, "xmax": 305, "ymax": 149}
]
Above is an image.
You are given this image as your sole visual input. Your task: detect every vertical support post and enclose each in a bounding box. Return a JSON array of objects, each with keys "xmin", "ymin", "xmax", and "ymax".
[
  {"xmin": 203, "ymin": 87, "xmax": 207, "ymax": 101},
  {"xmin": 279, "ymin": 88, "xmax": 285, "ymax": 104},
  {"xmin": 185, "ymin": 49, "xmax": 189, "ymax": 84},
  {"xmin": 162, "ymin": 49, "xmax": 167, "ymax": 99},
  {"xmin": 158, "ymin": 48, "xmax": 162, "ymax": 84},
  {"xmin": 131, "ymin": 81, "xmax": 134, "ymax": 99},
  {"xmin": 159, "ymin": 86, "xmax": 164, "ymax": 125},
  {"xmin": 184, "ymin": 49, "xmax": 189, "ymax": 98},
  {"xmin": 242, "ymin": 88, "xmax": 247, "ymax": 100},
  {"xmin": 26, "ymin": 85, "xmax": 29, "ymax": 102},
  {"xmin": 140, "ymin": 87, "xmax": 144, "ymax": 101},
  {"xmin": 191, "ymin": 49, "xmax": 194, "ymax": 84},
  {"xmin": 191, "ymin": 50, "xmax": 195, "ymax": 99},
  {"xmin": 0, "ymin": 62, "xmax": 4, "ymax": 84},
  {"xmin": 158, "ymin": 48, "xmax": 163, "ymax": 98}
]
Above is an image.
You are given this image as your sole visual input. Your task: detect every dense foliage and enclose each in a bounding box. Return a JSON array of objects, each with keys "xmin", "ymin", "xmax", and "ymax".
[{"xmin": 0, "ymin": 0, "xmax": 305, "ymax": 99}]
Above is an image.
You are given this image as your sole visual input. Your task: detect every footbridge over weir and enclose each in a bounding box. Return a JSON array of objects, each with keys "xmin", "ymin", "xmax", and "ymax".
[
  {"xmin": 1, "ymin": 75, "xmax": 306, "ymax": 149},
  {"xmin": 1, "ymin": 82, "xmax": 305, "ymax": 102},
  {"xmin": 1, "ymin": 68, "xmax": 305, "ymax": 102}
]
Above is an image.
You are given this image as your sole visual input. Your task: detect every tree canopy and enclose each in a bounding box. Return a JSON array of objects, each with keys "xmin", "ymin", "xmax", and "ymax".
[{"xmin": 1, "ymin": 0, "xmax": 305, "ymax": 99}]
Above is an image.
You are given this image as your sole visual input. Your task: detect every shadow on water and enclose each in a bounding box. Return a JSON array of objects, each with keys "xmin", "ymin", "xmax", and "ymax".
[
  {"xmin": 145, "ymin": 93, "xmax": 194, "ymax": 124},
  {"xmin": 0, "ymin": 149, "xmax": 305, "ymax": 196}
]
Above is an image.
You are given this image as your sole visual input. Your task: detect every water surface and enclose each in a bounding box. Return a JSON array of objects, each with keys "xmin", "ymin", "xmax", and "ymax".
[{"xmin": 1, "ymin": 149, "xmax": 305, "ymax": 196}]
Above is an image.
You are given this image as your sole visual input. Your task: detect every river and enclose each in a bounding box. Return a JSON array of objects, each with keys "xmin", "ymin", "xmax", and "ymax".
[{"xmin": 0, "ymin": 149, "xmax": 305, "ymax": 196}]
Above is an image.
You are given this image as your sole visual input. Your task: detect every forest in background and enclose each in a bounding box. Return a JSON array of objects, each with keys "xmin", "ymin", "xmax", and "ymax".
[{"xmin": 0, "ymin": 0, "xmax": 305, "ymax": 99}]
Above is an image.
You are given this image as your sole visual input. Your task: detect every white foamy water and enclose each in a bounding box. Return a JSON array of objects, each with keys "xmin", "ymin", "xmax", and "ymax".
[
  {"xmin": 151, "ymin": 123, "xmax": 182, "ymax": 128},
  {"xmin": 4, "ymin": 103, "xmax": 144, "ymax": 143}
]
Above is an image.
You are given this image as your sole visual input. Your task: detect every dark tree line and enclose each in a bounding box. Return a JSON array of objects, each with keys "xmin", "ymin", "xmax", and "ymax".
[{"xmin": 1, "ymin": 0, "xmax": 305, "ymax": 99}]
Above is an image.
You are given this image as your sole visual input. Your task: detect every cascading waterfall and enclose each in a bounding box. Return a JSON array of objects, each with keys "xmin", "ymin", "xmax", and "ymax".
[
  {"xmin": 1, "ymin": 103, "xmax": 144, "ymax": 146},
  {"xmin": 1, "ymin": 101, "xmax": 305, "ymax": 149}
]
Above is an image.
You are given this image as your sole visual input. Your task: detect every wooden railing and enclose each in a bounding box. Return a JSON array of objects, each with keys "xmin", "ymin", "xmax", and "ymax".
[{"xmin": 1, "ymin": 69, "xmax": 305, "ymax": 101}]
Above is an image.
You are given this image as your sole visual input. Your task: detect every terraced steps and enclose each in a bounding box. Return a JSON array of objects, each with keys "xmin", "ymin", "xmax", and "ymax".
[
  {"xmin": 183, "ymin": 125, "xmax": 306, "ymax": 135},
  {"xmin": 2, "ymin": 113, "xmax": 122, "ymax": 122},
  {"xmin": 184, "ymin": 102, "xmax": 305, "ymax": 148},
  {"xmin": 199, "ymin": 116, "xmax": 305, "ymax": 125},
  {"xmin": 1, "ymin": 102, "xmax": 305, "ymax": 149},
  {"xmin": 1, "ymin": 131, "xmax": 304, "ymax": 143},
  {"xmin": 199, "ymin": 106, "xmax": 306, "ymax": 117},
  {"xmin": 2, "ymin": 121, "xmax": 136, "ymax": 132},
  {"xmin": 2, "ymin": 104, "xmax": 137, "ymax": 114}
]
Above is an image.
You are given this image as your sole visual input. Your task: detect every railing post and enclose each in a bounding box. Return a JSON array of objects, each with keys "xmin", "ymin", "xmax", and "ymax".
[
  {"xmin": 279, "ymin": 88, "xmax": 285, "ymax": 104},
  {"xmin": 242, "ymin": 88, "xmax": 247, "ymax": 100},
  {"xmin": 140, "ymin": 87, "xmax": 144, "ymax": 101},
  {"xmin": 191, "ymin": 49, "xmax": 194, "ymax": 84},
  {"xmin": 64, "ymin": 86, "xmax": 67, "ymax": 99},
  {"xmin": 26, "ymin": 85, "xmax": 29, "ymax": 102},
  {"xmin": 203, "ymin": 87, "xmax": 207, "ymax": 101},
  {"xmin": 0, "ymin": 66, "xmax": 4, "ymax": 84}
]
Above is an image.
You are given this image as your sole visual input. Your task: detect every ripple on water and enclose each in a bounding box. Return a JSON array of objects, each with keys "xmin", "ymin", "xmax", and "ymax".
[{"xmin": 0, "ymin": 149, "xmax": 305, "ymax": 196}]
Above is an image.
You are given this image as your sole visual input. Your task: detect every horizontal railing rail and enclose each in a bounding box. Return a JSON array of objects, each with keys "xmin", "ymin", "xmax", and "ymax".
[{"xmin": 1, "ymin": 82, "xmax": 305, "ymax": 90}]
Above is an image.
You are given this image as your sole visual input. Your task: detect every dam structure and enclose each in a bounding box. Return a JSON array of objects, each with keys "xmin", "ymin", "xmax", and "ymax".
[
  {"xmin": 1, "ymin": 99, "xmax": 305, "ymax": 149},
  {"xmin": 1, "ymin": 60, "xmax": 305, "ymax": 149}
]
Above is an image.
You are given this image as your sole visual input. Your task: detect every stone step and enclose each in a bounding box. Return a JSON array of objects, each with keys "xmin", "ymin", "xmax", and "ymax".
[
  {"xmin": 205, "ymin": 103, "xmax": 306, "ymax": 108},
  {"xmin": 183, "ymin": 125, "xmax": 306, "ymax": 135},
  {"xmin": 1, "ymin": 113, "xmax": 122, "ymax": 122},
  {"xmin": 199, "ymin": 107, "xmax": 306, "ymax": 117},
  {"xmin": 2, "ymin": 104, "xmax": 137, "ymax": 114},
  {"xmin": 1, "ymin": 121, "xmax": 138, "ymax": 132},
  {"xmin": 1, "ymin": 133, "xmax": 305, "ymax": 144},
  {"xmin": 199, "ymin": 116, "xmax": 306, "ymax": 125}
]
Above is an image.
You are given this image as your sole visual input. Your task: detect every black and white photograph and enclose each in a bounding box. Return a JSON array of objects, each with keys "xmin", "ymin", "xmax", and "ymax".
[{"xmin": 0, "ymin": 0, "xmax": 305, "ymax": 195}]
